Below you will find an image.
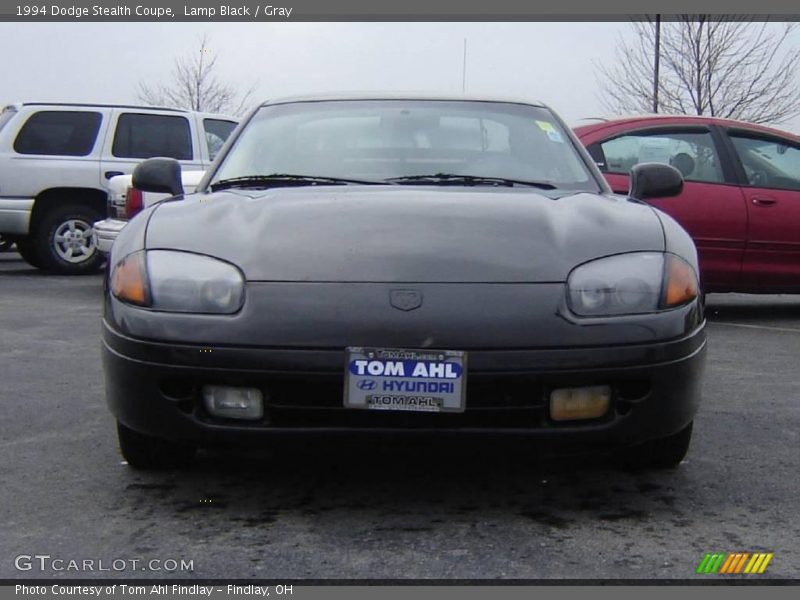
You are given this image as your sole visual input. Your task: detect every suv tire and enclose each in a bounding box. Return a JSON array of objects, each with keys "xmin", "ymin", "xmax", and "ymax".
[
  {"xmin": 15, "ymin": 239, "xmax": 44, "ymax": 268},
  {"xmin": 34, "ymin": 203, "xmax": 104, "ymax": 274}
]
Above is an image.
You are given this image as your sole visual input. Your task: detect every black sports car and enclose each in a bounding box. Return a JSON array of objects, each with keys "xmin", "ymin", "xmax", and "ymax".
[{"xmin": 103, "ymin": 95, "xmax": 706, "ymax": 469}]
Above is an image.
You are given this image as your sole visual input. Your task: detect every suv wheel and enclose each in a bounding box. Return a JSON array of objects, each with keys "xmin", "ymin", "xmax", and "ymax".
[
  {"xmin": 35, "ymin": 204, "xmax": 104, "ymax": 274},
  {"xmin": 117, "ymin": 422, "xmax": 196, "ymax": 470},
  {"xmin": 15, "ymin": 239, "xmax": 44, "ymax": 268},
  {"xmin": 0, "ymin": 235, "xmax": 13, "ymax": 252}
]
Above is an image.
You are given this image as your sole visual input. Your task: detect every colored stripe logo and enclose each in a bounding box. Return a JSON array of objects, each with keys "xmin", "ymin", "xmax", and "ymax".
[{"xmin": 696, "ymin": 552, "xmax": 773, "ymax": 574}]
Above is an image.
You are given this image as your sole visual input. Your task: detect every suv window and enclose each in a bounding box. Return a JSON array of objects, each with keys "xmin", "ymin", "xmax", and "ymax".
[
  {"xmin": 594, "ymin": 130, "xmax": 724, "ymax": 184},
  {"xmin": 112, "ymin": 113, "xmax": 192, "ymax": 160},
  {"xmin": 203, "ymin": 119, "xmax": 236, "ymax": 160},
  {"xmin": 14, "ymin": 110, "xmax": 102, "ymax": 156},
  {"xmin": 729, "ymin": 134, "xmax": 800, "ymax": 190}
]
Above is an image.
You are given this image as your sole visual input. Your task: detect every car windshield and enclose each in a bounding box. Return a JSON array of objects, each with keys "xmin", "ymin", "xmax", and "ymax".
[{"xmin": 209, "ymin": 100, "xmax": 599, "ymax": 192}]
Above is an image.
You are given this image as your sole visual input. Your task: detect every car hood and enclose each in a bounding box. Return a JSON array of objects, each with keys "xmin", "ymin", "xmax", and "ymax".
[{"xmin": 145, "ymin": 186, "xmax": 665, "ymax": 282}]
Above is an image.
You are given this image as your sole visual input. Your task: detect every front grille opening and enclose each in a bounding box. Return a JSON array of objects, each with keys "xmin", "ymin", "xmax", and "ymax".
[
  {"xmin": 160, "ymin": 378, "xmax": 195, "ymax": 401},
  {"xmin": 616, "ymin": 379, "xmax": 651, "ymax": 403},
  {"xmin": 615, "ymin": 400, "xmax": 632, "ymax": 416},
  {"xmin": 267, "ymin": 406, "xmax": 549, "ymax": 429},
  {"xmin": 178, "ymin": 398, "xmax": 194, "ymax": 414}
]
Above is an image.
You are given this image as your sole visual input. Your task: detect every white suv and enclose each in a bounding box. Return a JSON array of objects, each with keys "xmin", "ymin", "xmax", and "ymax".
[{"xmin": 0, "ymin": 103, "xmax": 236, "ymax": 274}]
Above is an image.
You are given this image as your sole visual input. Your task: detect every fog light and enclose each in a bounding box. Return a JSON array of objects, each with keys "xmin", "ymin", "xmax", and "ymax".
[
  {"xmin": 550, "ymin": 385, "xmax": 611, "ymax": 421},
  {"xmin": 202, "ymin": 385, "xmax": 264, "ymax": 420}
]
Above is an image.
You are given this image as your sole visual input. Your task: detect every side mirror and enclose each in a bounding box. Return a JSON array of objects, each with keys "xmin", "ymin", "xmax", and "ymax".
[
  {"xmin": 132, "ymin": 158, "xmax": 184, "ymax": 197},
  {"xmin": 629, "ymin": 163, "xmax": 683, "ymax": 200}
]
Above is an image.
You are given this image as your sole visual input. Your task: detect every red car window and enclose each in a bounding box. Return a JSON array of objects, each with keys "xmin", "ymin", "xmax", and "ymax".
[
  {"xmin": 729, "ymin": 134, "xmax": 800, "ymax": 190},
  {"xmin": 596, "ymin": 130, "xmax": 724, "ymax": 184}
]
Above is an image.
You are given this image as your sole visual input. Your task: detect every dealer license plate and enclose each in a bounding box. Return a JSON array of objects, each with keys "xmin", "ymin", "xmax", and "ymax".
[{"xmin": 344, "ymin": 347, "xmax": 467, "ymax": 413}]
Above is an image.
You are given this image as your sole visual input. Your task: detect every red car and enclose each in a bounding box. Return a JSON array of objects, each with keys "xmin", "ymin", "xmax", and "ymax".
[{"xmin": 574, "ymin": 116, "xmax": 800, "ymax": 293}]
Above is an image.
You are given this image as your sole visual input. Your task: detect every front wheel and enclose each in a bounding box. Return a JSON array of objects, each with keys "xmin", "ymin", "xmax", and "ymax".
[
  {"xmin": 117, "ymin": 422, "xmax": 196, "ymax": 470},
  {"xmin": 34, "ymin": 204, "xmax": 104, "ymax": 274}
]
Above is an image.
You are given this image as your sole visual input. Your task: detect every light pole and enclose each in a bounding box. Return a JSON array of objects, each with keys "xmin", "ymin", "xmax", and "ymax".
[
  {"xmin": 653, "ymin": 15, "xmax": 661, "ymax": 113},
  {"xmin": 462, "ymin": 38, "xmax": 467, "ymax": 94}
]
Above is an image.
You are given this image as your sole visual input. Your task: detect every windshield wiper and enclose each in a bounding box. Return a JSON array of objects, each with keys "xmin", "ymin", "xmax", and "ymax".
[
  {"xmin": 210, "ymin": 174, "xmax": 388, "ymax": 191},
  {"xmin": 384, "ymin": 173, "xmax": 557, "ymax": 190}
]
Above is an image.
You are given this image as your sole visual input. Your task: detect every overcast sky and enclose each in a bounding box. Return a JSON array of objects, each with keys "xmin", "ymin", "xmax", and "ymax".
[{"xmin": 1, "ymin": 22, "xmax": 799, "ymax": 133}]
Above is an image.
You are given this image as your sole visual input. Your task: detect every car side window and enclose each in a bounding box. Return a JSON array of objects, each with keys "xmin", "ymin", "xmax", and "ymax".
[
  {"xmin": 729, "ymin": 134, "xmax": 800, "ymax": 191},
  {"xmin": 14, "ymin": 110, "xmax": 102, "ymax": 156},
  {"xmin": 112, "ymin": 113, "xmax": 192, "ymax": 160},
  {"xmin": 203, "ymin": 119, "xmax": 237, "ymax": 160},
  {"xmin": 596, "ymin": 130, "xmax": 724, "ymax": 184}
]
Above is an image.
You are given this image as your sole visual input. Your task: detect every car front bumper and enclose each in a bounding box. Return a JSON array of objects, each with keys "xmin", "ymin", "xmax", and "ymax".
[
  {"xmin": 102, "ymin": 319, "xmax": 707, "ymax": 447},
  {"xmin": 93, "ymin": 218, "xmax": 127, "ymax": 254}
]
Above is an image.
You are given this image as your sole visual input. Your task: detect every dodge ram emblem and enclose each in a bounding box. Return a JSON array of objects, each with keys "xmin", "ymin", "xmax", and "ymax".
[{"xmin": 390, "ymin": 290, "xmax": 423, "ymax": 311}]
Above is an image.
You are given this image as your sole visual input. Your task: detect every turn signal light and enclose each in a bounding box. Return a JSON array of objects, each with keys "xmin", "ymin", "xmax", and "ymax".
[
  {"xmin": 550, "ymin": 385, "xmax": 611, "ymax": 421},
  {"xmin": 111, "ymin": 252, "xmax": 148, "ymax": 306},
  {"xmin": 202, "ymin": 386, "xmax": 264, "ymax": 420},
  {"xmin": 664, "ymin": 256, "xmax": 699, "ymax": 308}
]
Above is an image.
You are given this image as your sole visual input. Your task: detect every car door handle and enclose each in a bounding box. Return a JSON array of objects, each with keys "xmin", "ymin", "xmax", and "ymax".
[
  {"xmin": 104, "ymin": 170, "xmax": 124, "ymax": 180},
  {"xmin": 751, "ymin": 197, "xmax": 777, "ymax": 207}
]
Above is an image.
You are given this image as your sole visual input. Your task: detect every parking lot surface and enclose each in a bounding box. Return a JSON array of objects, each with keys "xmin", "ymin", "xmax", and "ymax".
[{"xmin": 1, "ymin": 251, "xmax": 798, "ymax": 580}]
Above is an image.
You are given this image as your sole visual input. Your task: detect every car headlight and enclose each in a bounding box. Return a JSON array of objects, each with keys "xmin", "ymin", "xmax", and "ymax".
[
  {"xmin": 111, "ymin": 250, "xmax": 244, "ymax": 314},
  {"xmin": 567, "ymin": 252, "xmax": 698, "ymax": 317}
]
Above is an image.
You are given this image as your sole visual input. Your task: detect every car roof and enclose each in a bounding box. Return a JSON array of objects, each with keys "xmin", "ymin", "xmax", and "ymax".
[
  {"xmin": 260, "ymin": 92, "xmax": 547, "ymax": 108},
  {"xmin": 573, "ymin": 114, "xmax": 800, "ymax": 142}
]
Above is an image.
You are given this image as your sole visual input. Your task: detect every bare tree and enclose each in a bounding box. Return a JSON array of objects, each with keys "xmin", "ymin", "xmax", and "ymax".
[
  {"xmin": 136, "ymin": 34, "xmax": 255, "ymax": 116},
  {"xmin": 597, "ymin": 17, "xmax": 800, "ymax": 124}
]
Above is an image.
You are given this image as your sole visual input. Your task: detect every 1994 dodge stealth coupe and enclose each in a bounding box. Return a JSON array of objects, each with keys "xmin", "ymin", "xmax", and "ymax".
[{"xmin": 102, "ymin": 95, "xmax": 706, "ymax": 469}]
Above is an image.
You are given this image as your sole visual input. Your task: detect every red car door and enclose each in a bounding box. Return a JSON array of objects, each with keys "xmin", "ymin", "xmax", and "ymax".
[
  {"xmin": 580, "ymin": 125, "xmax": 747, "ymax": 291},
  {"xmin": 726, "ymin": 130, "xmax": 800, "ymax": 291}
]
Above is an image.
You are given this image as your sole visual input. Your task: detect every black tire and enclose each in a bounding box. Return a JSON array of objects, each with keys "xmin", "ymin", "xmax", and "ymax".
[
  {"xmin": 34, "ymin": 203, "xmax": 104, "ymax": 274},
  {"xmin": 0, "ymin": 235, "xmax": 13, "ymax": 252},
  {"xmin": 15, "ymin": 239, "xmax": 45, "ymax": 268},
  {"xmin": 619, "ymin": 422, "xmax": 693, "ymax": 470},
  {"xmin": 117, "ymin": 422, "xmax": 195, "ymax": 470}
]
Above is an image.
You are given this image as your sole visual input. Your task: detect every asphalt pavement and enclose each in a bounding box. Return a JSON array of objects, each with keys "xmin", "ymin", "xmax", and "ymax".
[{"xmin": 1, "ymin": 251, "xmax": 798, "ymax": 580}]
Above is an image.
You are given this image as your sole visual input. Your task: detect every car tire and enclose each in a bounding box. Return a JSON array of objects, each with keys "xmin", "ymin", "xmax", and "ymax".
[
  {"xmin": 116, "ymin": 422, "xmax": 195, "ymax": 470},
  {"xmin": 0, "ymin": 235, "xmax": 14, "ymax": 252},
  {"xmin": 619, "ymin": 421, "xmax": 693, "ymax": 470},
  {"xmin": 34, "ymin": 204, "xmax": 104, "ymax": 274},
  {"xmin": 15, "ymin": 239, "xmax": 44, "ymax": 268}
]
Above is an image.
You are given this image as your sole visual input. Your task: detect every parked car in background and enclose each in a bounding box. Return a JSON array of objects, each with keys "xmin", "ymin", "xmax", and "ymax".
[
  {"xmin": 103, "ymin": 94, "xmax": 705, "ymax": 470},
  {"xmin": 574, "ymin": 116, "xmax": 800, "ymax": 293},
  {"xmin": 0, "ymin": 102, "xmax": 236, "ymax": 274},
  {"xmin": 94, "ymin": 170, "xmax": 207, "ymax": 254}
]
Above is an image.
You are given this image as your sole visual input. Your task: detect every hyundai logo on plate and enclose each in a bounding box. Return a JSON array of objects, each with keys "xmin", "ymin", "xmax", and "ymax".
[
  {"xmin": 357, "ymin": 380, "xmax": 377, "ymax": 390},
  {"xmin": 390, "ymin": 290, "xmax": 423, "ymax": 311}
]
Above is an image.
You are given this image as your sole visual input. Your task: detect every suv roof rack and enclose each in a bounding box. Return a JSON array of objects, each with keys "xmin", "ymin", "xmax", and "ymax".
[{"xmin": 21, "ymin": 102, "xmax": 187, "ymax": 113}]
